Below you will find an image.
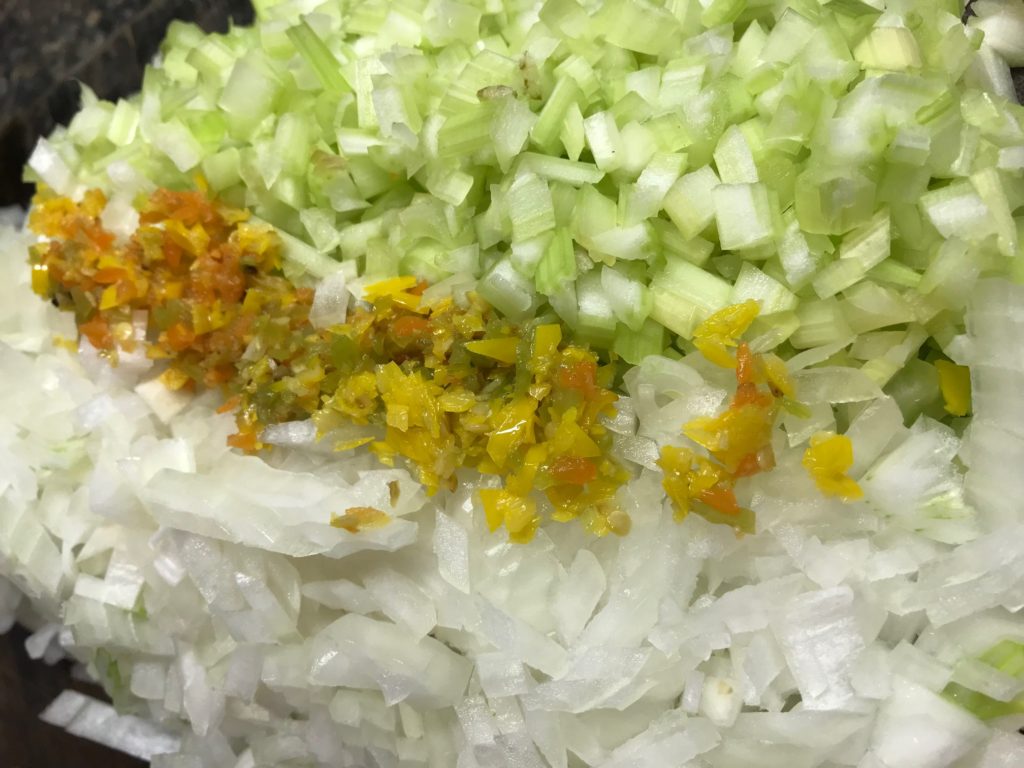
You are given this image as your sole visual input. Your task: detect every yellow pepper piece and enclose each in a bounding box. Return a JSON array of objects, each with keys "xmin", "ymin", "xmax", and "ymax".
[
  {"xmin": 762, "ymin": 353, "xmax": 795, "ymax": 398},
  {"xmin": 692, "ymin": 299, "xmax": 761, "ymax": 368},
  {"xmin": 363, "ymin": 276, "xmax": 419, "ymax": 301},
  {"xmin": 802, "ymin": 432, "xmax": 863, "ymax": 502},
  {"xmin": 99, "ymin": 285, "xmax": 121, "ymax": 311},
  {"xmin": 479, "ymin": 488, "xmax": 539, "ymax": 543},
  {"xmin": 531, "ymin": 324, "xmax": 562, "ymax": 371},
  {"xmin": 465, "ymin": 337, "xmax": 520, "ymax": 364},
  {"xmin": 30, "ymin": 264, "xmax": 50, "ymax": 296},
  {"xmin": 935, "ymin": 360, "xmax": 971, "ymax": 417},
  {"xmin": 486, "ymin": 397, "xmax": 537, "ymax": 467}
]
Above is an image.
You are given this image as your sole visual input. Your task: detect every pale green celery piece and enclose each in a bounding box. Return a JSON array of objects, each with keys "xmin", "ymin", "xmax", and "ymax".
[
  {"xmin": 918, "ymin": 238, "xmax": 982, "ymax": 309},
  {"xmin": 623, "ymin": 152, "xmax": 688, "ymax": 225},
  {"xmin": 868, "ymin": 260, "xmax": 923, "ymax": 290},
  {"xmin": 507, "ymin": 172, "xmax": 556, "ymax": 243},
  {"xmin": 531, "ymin": 78, "xmax": 582, "ymax": 154},
  {"xmin": 777, "ymin": 208, "xmax": 819, "ymax": 290},
  {"xmin": 651, "ymin": 220, "xmax": 714, "ymax": 267},
  {"xmin": 649, "ymin": 259, "xmax": 732, "ymax": 338},
  {"xmin": 761, "ymin": 6, "xmax": 818, "ymax": 63},
  {"xmin": 201, "ymin": 147, "xmax": 242, "ymax": 192},
  {"xmin": 730, "ymin": 20, "xmax": 768, "ymax": 78},
  {"xmin": 548, "ymin": 280, "xmax": 579, "ymax": 328},
  {"xmin": 792, "ymin": 298, "xmax": 854, "ymax": 349},
  {"xmin": 658, "ymin": 63, "xmax": 706, "ymax": 111},
  {"xmin": 149, "ymin": 119, "xmax": 204, "ymax": 172},
  {"xmin": 877, "ymin": 163, "xmax": 931, "ymax": 205},
  {"xmin": 854, "ymin": 26, "xmax": 923, "ymax": 71},
  {"xmin": 596, "ymin": 0, "xmax": 680, "ymax": 56},
  {"xmin": 920, "ymin": 180, "xmax": 995, "ymax": 242},
  {"xmin": 613, "ymin": 319, "xmax": 667, "ymax": 364},
  {"xmin": 714, "ymin": 182, "xmax": 775, "ymax": 251},
  {"xmin": 300, "ymin": 208, "xmax": 342, "ymax": 253},
  {"xmin": 747, "ymin": 310, "xmax": 800, "ymax": 352},
  {"xmin": 840, "ymin": 281, "xmax": 916, "ymax": 334},
  {"xmin": 510, "ymin": 235, "xmax": 552, "ymax": 278},
  {"xmin": 572, "ymin": 185, "xmax": 617, "ymax": 244},
  {"xmin": 850, "ymin": 330, "xmax": 907, "ymax": 361},
  {"xmin": 882, "ymin": 355, "xmax": 941, "ymax": 421},
  {"xmin": 436, "ymin": 103, "xmax": 498, "ymax": 160},
  {"xmin": 574, "ymin": 270, "xmax": 617, "ymax": 347},
  {"xmin": 426, "ymin": 167, "xmax": 474, "ymax": 206},
  {"xmin": 339, "ymin": 216, "xmax": 389, "ymax": 260},
  {"xmin": 517, "ymin": 154, "xmax": 604, "ymax": 187},
  {"xmin": 478, "ymin": 259, "xmax": 536, "ymax": 321},
  {"xmin": 553, "ymin": 54, "xmax": 601, "ymax": 100},
  {"xmin": 218, "ymin": 51, "xmax": 281, "ymax": 138},
  {"xmin": 601, "ymin": 265, "xmax": 652, "ymax": 331},
  {"xmin": 583, "ymin": 111, "xmax": 624, "ymax": 173},
  {"xmin": 491, "ymin": 97, "xmax": 536, "ymax": 173},
  {"xmin": 663, "ymin": 166, "xmax": 721, "ymax": 240},
  {"xmin": 795, "ymin": 166, "xmax": 876, "ymax": 235},
  {"xmin": 287, "ymin": 19, "xmax": 347, "ymax": 94},
  {"xmin": 364, "ymin": 238, "xmax": 400, "ymax": 277},
  {"xmin": 609, "ymin": 92, "xmax": 655, "ymax": 128},
  {"xmin": 618, "ymin": 121, "xmax": 658, "ymax": 177},
  {"xmin": 438, "ymin": 50, "xmax": 519, "ymax": 116},
  {"xmin": 886, "ymin": 127, "xmax": 931, "ymax": 165},
  {"xmin": 257, "ymin": 218, "xmax": 344, "ymax": 279},
  {"xmin": 423, "ymin": 0, "xmax": 482, "ymax": 45},
  {"xmin": 731, "ymin": 263, "xmax": 798, "ymax": 314},
  {"xmin": 539, "ymin": 0, "xmax": 589, "ymax": 36},
  {"xmin": 701, "ymin": 0, "xmax": 744, "ymax": 27},
  {"xmin": 68, "ymin": 92, "xmax": 114, "ymax": 147},
  {"xmin": 971, "ymin": 167, "xmax": 1018, "ymax": 257},
  {"xmin": 401, "ymin": 242, "xmax": 450, "ymax": 282},
  {"xmin": 187, "ymin": 36, "xmax": 237, "ymax": 86},
  {"xmin": 812, "ymin": 209, "xmax": 891, "ymax": 298},
  {"xmin": 637, "ymin": 113, "xmax": 684, "ymax": 157},
  {"xmin": 714, "ymin": 124, "xmax": 759, "ymax": 184},
  {"xmin": 107, "ymin": 101, "xmax": 141, "ymax": 147},
  {"xmin": 560, "ymin": 103, "xmax": 586, "ymax": 162},
  {"xmin": 588, "ymin": 223, "xmax": 654, "ymax": 262},
  {"xmin": 535, "ymin": 228, "xmax": 577, "ymax": 296}
]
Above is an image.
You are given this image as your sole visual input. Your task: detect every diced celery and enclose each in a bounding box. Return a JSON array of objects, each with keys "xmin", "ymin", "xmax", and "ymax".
[
  {"xmin": 714, "ymin": 182, "xmax": 775, "ymax": 251},
  {"xmin": 649, "ymin": 258, "xmax": 732, "ymax": 338},
  {"xmin": 601, "ymin": 266, "xmax": 652, "ymax": 331},
  {"xmin": 574, "ymin": 270, "xmax": 617, "ymax": 347},
  {"xmin": 613, "ymin": 319, "xmax": 667, "ymax": 364},
  {"xmin": 713, "ymin": 124, "xmax": 758, "ymax": 184},
  {"xmin": 478, "ymin": 259, "xmax": 537, "ymax": 321},
  {"xmin": 812, "ymin": 210, "xmax": 891, "ymax": 298},
  {"xmin": 583, "ymin": 111, "xmax": 623, "ymax": 173},
  {"xmin": 792, "ymin": 298, "xmax": 854, "ymax": 349},
  {"xmin": 507, "ymin": 172, "xmax": 556, "ymax": 243},
  {"xmin": 854, "ymin": 26, "xmax": 923, "ymax": 71},
  {"xmin": 663, "ymin": 166, "xmax": 720, "ymax": 239},
  {"xmin": 531, "ymin": 78, "xmax": 581, "ymax": 154},
  {"xmin": 597, "ymin": 0, "xmax": 680, "ymax": 56},
  {"xmin": 731, "ymin": 263, "xmax": 798, "ymax": 314},
  {"xmin": 286, "ymin": 19, "xmax": 347, "ymax": 93},
  {"xmin": 517, "ymin": 153, "xmax": 604, "ymax": 187}
]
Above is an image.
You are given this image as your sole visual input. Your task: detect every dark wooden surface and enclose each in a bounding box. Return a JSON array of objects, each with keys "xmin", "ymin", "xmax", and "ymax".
[
  {"xmin": 0, "ymin": 0, "xmax": 254, "ymax": 206},
  {"xmin": 0, "ymin": 625, "xmax": 143, "ymax": 767}
]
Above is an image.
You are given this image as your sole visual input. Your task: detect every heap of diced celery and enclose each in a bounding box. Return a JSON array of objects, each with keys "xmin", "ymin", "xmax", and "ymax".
[{"xmin": 29, "ymin": 0, "xmax": 1024, "ymax": 388}]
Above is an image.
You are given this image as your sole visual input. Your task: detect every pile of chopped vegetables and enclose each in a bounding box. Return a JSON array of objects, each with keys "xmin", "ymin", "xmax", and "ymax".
[
  {"xmin": 34, "ymin": 185, "xmax": 849, "ymax": 541},
  {"xmin": 3, "ymin": 0, "xmax": 1024, "ymax": 765}
]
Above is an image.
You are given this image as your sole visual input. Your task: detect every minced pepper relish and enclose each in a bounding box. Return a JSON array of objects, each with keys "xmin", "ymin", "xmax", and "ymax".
[{"xmin": 28, "ymin": 185, "xmax": 860, "ymax": 542}]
